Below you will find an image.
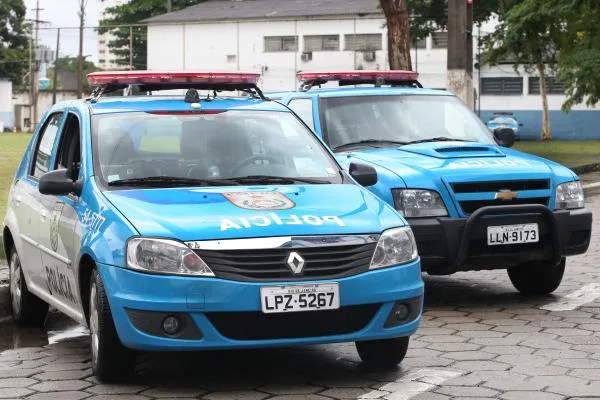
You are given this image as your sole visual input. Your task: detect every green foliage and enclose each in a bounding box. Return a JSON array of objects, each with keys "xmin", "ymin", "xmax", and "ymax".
[
  {"xmin": 0, "ymin": 0, "xmax": 29, "ymax": 88},
  {"xmin": 98, "ymin": 0, "xmax": 203, "ymax": 69},
  {"xmin": 45, "ymin": 56, "xmax": 100, "ymax": 92}
]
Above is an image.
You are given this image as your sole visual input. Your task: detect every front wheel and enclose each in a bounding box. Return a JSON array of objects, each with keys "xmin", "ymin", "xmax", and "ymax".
[
  {"xmin": 89, "ymin": 269, "xmax": 135, "ymax": 382},
  {"xmin": 9, "ymin": 248, "xmax": 48, "ymax": 326},
  {"xmin": 507, "ymin": 257, "xmax": 566, "ymax": 295},
  {"xmin": 356, "ymin": 336, "xmax": 409, "ymax": 368}
]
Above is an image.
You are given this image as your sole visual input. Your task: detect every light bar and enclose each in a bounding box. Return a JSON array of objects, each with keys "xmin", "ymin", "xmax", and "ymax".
[
  {"xmin": 297, "ymin": 70, "xmax": 419, "ymax": 83},
  {"xmin": 87, "ymin": 70, "xmax": 260, "ymax": 87}
]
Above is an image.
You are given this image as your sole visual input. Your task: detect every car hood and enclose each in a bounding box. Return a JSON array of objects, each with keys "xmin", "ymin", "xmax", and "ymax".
[
  {"xmin": 103, "ymin": 184, "xmax": 403, "ymax": 241},
  {"xmin": 345, "ymin": 142, "xmax": 576, "ymax": 188}
]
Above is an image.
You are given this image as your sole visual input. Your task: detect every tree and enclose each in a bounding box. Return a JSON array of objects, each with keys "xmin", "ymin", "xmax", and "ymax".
[
  {"xmin": 0, "ymin": 0, "xmax": 29, "ymax": 88},
  {"xmin": 484, "ymin": 0, "xmax": 561, "ymax": 140},
  {"xmin": 46, "ymin": 56, "xmax": 100, "ymax": 92},
  {"xmin": 380, "ymin": 0, "xmax": 412, "ymax": 70},
  {"xmin": 552, "ymin": 0, "xmax": 600, "ymax": 111},
  {"xmin": 99, "ymin": 0, "xmax": 202, "ymax": 70}
]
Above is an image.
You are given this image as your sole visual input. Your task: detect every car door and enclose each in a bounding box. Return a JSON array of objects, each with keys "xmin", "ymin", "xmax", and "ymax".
[
  {"xmin": 287, "ymin": 97, "xmax": 316, "ymax": 132},
  {"xmin": 38, "ymin": 112, "xmax": 82, "ymax": 313},
  {"xmin": 17, "ymin": 112, "xmax": 65, "ymax": 294}
]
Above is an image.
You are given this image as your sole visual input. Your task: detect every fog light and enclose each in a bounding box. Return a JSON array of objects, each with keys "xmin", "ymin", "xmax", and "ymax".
[
  {"xmin": 162, "ymin": 315, "xmax": 180, "ymax": 335},
  {"xmin": 394, "ymin": 304, "xmax": 410, "ymax": 321}
]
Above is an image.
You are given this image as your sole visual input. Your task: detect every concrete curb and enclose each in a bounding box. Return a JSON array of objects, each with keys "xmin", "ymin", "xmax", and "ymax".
[{"xmin": 572, "ymin": 162, "xmax": 600, "ymax": 175}]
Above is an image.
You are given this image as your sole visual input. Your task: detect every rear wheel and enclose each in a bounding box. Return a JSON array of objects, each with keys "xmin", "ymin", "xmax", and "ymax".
[
  {"xmin": 89, "ymin": 269, "xmax": 135, "ymax": 382},
  {"xmin": 508, "ymin": 257, "xmax": 566, "ymax": 295},
  {"xmin": 356, "ymin": 336, "xmax": 409, "ymax": 368},
  {"xmin": 9, "ymin": 248, "xmax": 48, "ymax": 326}
]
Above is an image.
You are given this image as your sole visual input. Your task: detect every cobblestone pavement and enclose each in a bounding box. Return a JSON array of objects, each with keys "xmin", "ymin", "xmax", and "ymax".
[{"xmin": 0, "ymin": 196, "xmax": 599, "ymax": 400}]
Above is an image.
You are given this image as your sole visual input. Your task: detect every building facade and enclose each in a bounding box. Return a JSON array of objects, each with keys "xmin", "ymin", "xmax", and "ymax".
[
  {"xmin": 98, "ymin": 0, "xmax": 129, "ymax": 70},
  {"xmin": 145, "ymin": 0, "xmax": 599, "ymax": 140}
]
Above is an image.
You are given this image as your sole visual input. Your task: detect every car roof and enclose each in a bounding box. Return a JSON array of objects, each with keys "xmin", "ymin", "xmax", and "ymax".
[
  {"xmin": 86, "ymin": 95, "xmax": 290, "ymax": 115},
  {"xmin": 268, "ymin": 87, "xmax": 454, "ymax": 99}
]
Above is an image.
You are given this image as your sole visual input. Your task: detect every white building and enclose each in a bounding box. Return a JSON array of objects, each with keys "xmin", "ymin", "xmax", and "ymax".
[
  {"xmin": 145, "ymin": 0, "xmax": 599, "ymax": 140},
  {"xmin": 98, "ymin": 0, "xmax": 129, "ymax": 70}
]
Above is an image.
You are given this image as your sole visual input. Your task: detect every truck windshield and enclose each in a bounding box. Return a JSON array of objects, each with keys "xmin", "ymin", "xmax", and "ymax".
[
  {"xmin": 321, "ymin": 95, "xmax": 495, "ymax": 150},
  {"xmin": 92, "ymin": 110, "xmax": 342, "ymax": 187}
]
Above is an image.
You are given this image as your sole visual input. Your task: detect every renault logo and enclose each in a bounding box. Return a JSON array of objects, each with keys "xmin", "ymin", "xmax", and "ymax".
[
  {"xmin": 287, "ymin": 251, "xmax": 305, "ymax": 274},
  {"xmin": 495, "ymin": 190, "xmax": 518, "ymax": 201}
]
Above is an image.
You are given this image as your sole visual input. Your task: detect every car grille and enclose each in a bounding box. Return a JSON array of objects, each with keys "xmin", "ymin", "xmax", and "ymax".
[
  {"xmin": 450, "ymin": 179, "xmax": 551, "ymax": 215},
  {"xmin": 206, "ymin": 304, "xmax": 381, "ymax": 340},
  {"xmin": 194, "ymin": 242, "xmax": 377, "ymax": 281}
]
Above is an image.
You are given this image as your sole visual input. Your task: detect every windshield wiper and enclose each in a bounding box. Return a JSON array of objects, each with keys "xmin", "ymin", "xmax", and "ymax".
[
  {"xmin": 404, "ymin": 137, "xmax": 475, "ymax": 145},
  {"xmin": 230, "ymin": 175, "xmax": 330, "ymax": 184},
  {"xmin": 333, "ymin": 139, "xmax": 407, "ymax": 151},
  {"xmin": 107, "ymin": 176, "xmax": 240, "ymax": 187}
]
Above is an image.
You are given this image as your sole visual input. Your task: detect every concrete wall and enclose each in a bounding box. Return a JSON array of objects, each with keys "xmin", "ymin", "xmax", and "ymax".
[
  {"xmin": 13, "ymin": 91, "xmax": 78, "ymax": 131},
  {"xmin": 0, "ymin": 80, "xmax": 13, "ymax": 130}
]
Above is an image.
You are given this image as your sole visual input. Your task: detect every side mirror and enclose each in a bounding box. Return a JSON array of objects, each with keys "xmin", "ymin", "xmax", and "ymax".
[
  {"xmin": 39, "ymin": 169, "xmax": 83, "ymax": 196},
  {"xmin": 519, "ymin": 123, "xmax": 524, "ymax": 127},
  {"xmin": 349, "ymin": 162, "xmax": 378, "ymax": 187},
  {"xmin": 493, "ymin": 127, "xmax": 515, "ymax": 148}
]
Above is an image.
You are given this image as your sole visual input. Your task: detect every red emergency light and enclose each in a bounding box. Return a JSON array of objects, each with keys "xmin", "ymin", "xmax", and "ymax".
[
  {"xmin": 297, "ymin": 70, "xmax": 419, "ymax": 83},
  {"xmin": 87, "ymin": 70, "xmax": 260, "ymax": 86}
]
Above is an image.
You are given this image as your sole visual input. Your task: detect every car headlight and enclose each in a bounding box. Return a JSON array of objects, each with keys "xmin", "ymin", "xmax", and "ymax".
[
  {"xmin": 370, "ymin": 227, "xmax": 418, "ymax": 269},
  {"xmin": 555, "ymin": 181, "xmax": 585, "ymax": 210},
  {"xmin": 126, "ymin": 238, "xmax": 214, "ymax": 276},
  {"xmin": 393, "ymin": 189, "xmax": 448, "ymax": 218}
]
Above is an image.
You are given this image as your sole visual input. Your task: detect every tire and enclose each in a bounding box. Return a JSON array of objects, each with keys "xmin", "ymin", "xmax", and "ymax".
[
  {"xmin": 356, "ymin": 336, "xmax": 410, "ymax": 368},
  {"xmin": 507, "ymin": 257, "xmax": 566, "ymax": 295},
  {"xmin": 8, "ymin": 248, "xmax": 48, "ymax": 326},
  {"xmin": 89, "ymin": 269, "xmax": 135, "ymax": 382}
]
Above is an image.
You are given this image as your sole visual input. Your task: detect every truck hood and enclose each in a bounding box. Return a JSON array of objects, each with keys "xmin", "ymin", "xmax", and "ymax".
[
  {"xmin": 103, "ymin": 184, "xmax": 403, "ymax": 241},
  {"xmin": 347, "ymin": 142, "xmax": 575, "ymax": 188}
]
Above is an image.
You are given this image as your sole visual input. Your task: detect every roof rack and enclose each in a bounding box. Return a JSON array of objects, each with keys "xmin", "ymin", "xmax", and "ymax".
[
  {"xmin": 297, "ymin": 70, "xmax": 422, "ymax": 91},
  {"xmin": 86, "ymin": 71, "xmax": 266, "ymax": 102}
]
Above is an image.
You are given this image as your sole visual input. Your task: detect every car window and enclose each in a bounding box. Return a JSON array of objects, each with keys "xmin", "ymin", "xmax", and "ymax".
[
  {"xmin": 55, "ymin": 113, "xmax": 82, "ymax": 181},
  {"xmin": 31, "ymin": 112, "xmax": 63, "ymax": 179},
  {"xmin": 321, "ymin": 95, "xmax": 495, "ymax": 149},
  {"xmin": 287, "ymin": 98, "xmax": 315, "ymax": 129},
  {"xmin": 92, "ymin": 110, "xmax": 342, "ymax": 186}
]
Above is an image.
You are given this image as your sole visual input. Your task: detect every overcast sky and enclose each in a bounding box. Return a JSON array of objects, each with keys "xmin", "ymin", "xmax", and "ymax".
[{"xmin": 24, "ymin": 0, "xmax": 122, "ymax": 65}]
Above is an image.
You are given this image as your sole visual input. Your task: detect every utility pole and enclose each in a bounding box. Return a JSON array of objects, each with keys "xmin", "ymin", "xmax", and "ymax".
[
  {"xmin": 52, "ymin": 28, "xmax": 60, "ymax": 105},
  {"xmin": 77, "ymin": 0, "xmax": 87, "ymax": 99},
  {"xmin": 30, "ymin": 0, "xmax": 43, "ymax": 131},
  {"xmin": 28, "ymin": 37, "xmax": 33, "ymax": 132},
  {"xmin": 166, "ymin": 0, "xmax": 172, "ymax": 12},
  {"xmin": 447, "ymin": 0, "xmax": 474, "ymax": 108},
  {"xmin": 129, "ymin": 25, "xmax": 133, "ymax": 70}
]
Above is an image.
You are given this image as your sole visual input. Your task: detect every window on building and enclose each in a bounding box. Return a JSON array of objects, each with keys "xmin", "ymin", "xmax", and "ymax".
[
  {"xmin": 227, "ymin": 54, "xmax": 237, "ymax": 63},
  {"xmin": 99, "ymin": 40, "xmax": 105, "ymax": 45},
  {"xmin": 529, "ymin": 77, "xmax": 565, "ymax": 95},
  {"xmin": 99, "ymin": 59, "xmax": 106, "ymax": 64},
  {"xmin": 432, "ymin": 32, "xmax": 448, "ymax": 49},
  {"xmin": 344, "ymin": 34, "xmax": 382, "ymax": 51},
  {"xmin": 481, "ymin": 77, "xmax": 524, "ymax": 95},
  {"xmin": 264, "ymin": 36, "xmax": 298, "ymax": 52},
  {"xmin": 413, "ymin": 36, "xmax": 427, "ymax": 49},
  {"xmin": 304, "ymin": 35, "xmax": 340, "ymax": 52}
]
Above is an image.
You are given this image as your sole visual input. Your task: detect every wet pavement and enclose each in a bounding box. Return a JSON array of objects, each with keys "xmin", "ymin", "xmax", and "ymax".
[{"xmin": 0, "ymin": 196, "xmax": 599, "ymax": 399}]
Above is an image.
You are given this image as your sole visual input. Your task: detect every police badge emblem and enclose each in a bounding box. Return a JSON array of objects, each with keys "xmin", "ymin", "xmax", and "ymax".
[{"xmin": 223, "ymin": 192, "xmax": 295, "ymax": 210}]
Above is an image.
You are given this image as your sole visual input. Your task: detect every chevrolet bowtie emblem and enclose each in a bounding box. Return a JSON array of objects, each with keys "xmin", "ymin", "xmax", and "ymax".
[{"xmin": 495, "ymin": 190, "xmax": 518, "ymax": 201}]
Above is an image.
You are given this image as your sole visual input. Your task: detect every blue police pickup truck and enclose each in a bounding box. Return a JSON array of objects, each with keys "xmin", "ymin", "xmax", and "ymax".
[
  {"xmin": 274, "ymin": 71, "xmax": 592, "ymax": 296},
  {"xmin": 2, "ymin": 71, "xmax": 424, "ymax": 381}
]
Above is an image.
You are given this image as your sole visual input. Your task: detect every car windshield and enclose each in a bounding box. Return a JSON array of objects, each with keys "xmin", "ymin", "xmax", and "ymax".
[
  {"xmin": 321, "ymin": 95, "xmax": 495, "ymax": 150},
  {"xmin": 92, "ymin": 110, "xmax": 342, "ymax": 187},
  {"xmin": 489, "ymin": 117, "xmax": 517, "ymax": 124}
]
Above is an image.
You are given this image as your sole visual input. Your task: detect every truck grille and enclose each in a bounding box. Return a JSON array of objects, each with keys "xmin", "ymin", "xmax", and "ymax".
[
  {"xmin": 459, "ymin": 197, "xmax": 549, "ymax": 215},
  {"xmin": 194, "ymin": 242, "xmax": 377, "ymax": 281},
  {"xmin": 206, "ymin": 304, "xmax": 381, "ymax": 340}
]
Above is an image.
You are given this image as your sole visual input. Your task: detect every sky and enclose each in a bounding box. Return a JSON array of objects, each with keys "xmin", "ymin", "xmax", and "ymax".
[{"xmin": 24, "ymin": 0, "xmax": 123, "ymax": 65}]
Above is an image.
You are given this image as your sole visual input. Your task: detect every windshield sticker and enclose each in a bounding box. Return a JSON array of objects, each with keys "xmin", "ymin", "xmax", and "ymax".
[
  {"xmin": 220, "ymin": 214, "xmax": 345, "ymax": 231},
  {"xmin": 223, "ymin": 192, "xmax": 296, "ymax": 210},
  {"xmin": 448, "ymin": 159, "xmax": 532, "ymax": 169}
]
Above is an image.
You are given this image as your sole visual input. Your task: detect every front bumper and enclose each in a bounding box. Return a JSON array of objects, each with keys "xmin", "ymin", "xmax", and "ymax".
[
  {"xmin": 97, "ymin": 260, "xmax": 423, "ymax": 351},
  {"xmin": 410, "ymin": 205, "xmax": 592, "ymax": 274}
]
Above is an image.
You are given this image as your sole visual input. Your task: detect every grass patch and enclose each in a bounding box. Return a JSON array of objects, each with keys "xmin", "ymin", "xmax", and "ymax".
[
  {"xmin": 0, "ymin": 133, "xmax": 32, "ymax": 263},
  {"xmin": 513, "ymin": 141, "xmax": 600, "ymax": 167}
]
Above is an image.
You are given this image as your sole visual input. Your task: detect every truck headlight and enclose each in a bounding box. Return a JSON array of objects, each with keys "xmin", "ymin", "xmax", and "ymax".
[
  {"xmin": 370, "ymin": 227, "xmax": 418, "ymax": 269},
  {"xmin": 126, "ymin": 238, "xmax": 214, "ymax": 276},
  {"xmin": 393, "ymin": 189, "xmax": 448, "ymax": 218},
  {"xmin": 555, "ymin": 181, "xmax": 585, "ymax": 210}
]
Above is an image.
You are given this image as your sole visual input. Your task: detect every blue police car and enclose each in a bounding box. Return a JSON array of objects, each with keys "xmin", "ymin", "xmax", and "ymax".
[
  {"xmin": 486, "ymin": 113, "xmax": 522, "ymax": 138},
  {"xmin": 2, "ymin": 71, "xmax": 424, "ymax": 381},
  {"xmin": 275, "ymin": 71, "xmax": 592, "ymax": 295}
]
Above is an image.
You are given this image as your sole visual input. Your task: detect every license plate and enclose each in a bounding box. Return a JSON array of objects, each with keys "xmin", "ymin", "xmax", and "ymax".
[
  {"xmin": 260, "ymin": 283, "xmax": 340, "ymax": 314},
  {"xmin": 487, "ymin": 223, "xmax": 539, "ymax": 246}
]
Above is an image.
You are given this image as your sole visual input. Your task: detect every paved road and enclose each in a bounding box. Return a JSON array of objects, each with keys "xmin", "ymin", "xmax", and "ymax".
[{"xmin": 0, "ymin": 196, "xmax": 599, "ymax": 400}]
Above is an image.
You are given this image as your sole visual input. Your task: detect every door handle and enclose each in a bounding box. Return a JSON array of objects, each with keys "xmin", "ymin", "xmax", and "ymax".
[
  {"xmin": 14, "ymin": 195, "xmax": 22, "ymax": 207},
  {"xmin": 40, "ymin": 208, "xmax": 48, "ymax": 221}
]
